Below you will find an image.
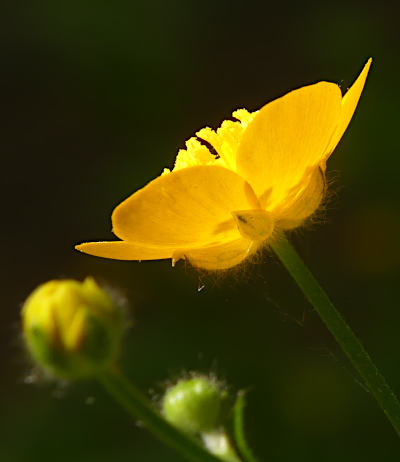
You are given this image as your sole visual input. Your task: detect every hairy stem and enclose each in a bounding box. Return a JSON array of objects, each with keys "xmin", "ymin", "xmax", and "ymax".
[{"xmin": 271, "ymin": 234, "xmax": 400, "ymax": 436}]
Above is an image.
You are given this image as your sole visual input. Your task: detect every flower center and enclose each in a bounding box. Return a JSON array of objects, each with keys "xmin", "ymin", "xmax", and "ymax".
[{"xmin": 232, "ymin": 209, "xmax": 274, "ymax": 241}]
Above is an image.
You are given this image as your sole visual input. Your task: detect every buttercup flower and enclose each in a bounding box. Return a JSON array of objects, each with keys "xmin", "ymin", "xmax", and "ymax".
[
  {"xmin": 22, "ymin": 278, "xmax": 123, "ymax": 379},
  {"xmin": 76, "ymin": 60, "xmax": 371, "ymax": 270}
]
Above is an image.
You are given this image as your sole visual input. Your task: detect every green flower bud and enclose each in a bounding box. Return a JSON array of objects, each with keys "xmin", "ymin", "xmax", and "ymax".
[
  {"xmin": 22, "ymin": 277, "xmax": 124, "ymax": 380},
  {"xmin": 162, "ymin": 377, "xmax": 225, "ymax": 434}
]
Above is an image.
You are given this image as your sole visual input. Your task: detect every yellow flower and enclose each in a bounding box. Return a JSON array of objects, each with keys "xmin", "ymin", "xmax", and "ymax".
[
  {"xmin": 76, "ymin": 60, "xmax": 371, "ymax": 270},
  {"xmin": 22, "ymin": 278, "xmax": 123, "ymax": 379}
]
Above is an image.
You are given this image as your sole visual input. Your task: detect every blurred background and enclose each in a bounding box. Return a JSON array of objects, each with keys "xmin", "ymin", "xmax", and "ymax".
[{"xmin": 2, "ymin": 0, "xmax": 400, "ymax": 460}]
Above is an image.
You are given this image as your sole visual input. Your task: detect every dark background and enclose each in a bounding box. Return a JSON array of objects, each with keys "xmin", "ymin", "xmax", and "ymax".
[{"xmin": 2, "ymin": 1, "xmax": 400, "ymax": 461}]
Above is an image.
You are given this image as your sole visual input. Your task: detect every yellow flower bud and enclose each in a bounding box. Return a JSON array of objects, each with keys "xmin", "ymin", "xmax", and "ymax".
[{"xmin": 22, "ymin": 277, "xmax": 123, "ymax": 380}]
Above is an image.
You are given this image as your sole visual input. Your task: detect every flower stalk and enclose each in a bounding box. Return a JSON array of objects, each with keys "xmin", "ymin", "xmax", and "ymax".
[{"xmin": 271, "ymin": 234, "xmax": 400, "ymax": 436}]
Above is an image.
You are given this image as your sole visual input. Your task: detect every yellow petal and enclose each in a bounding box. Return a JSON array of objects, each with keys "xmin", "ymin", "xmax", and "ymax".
[
  {"xmin": 236, "ymin": 82, "xmax": 342, "ymax": 208},
  {"xmin": 76, "ymin": 238, "xmax": 256, "ymax": 270},
  {"xmin": 75, "ymin": 241, "xmax": 173, "ymax": 260},
  {"xmin": 175, "ymin": 238, "xmax": 256, "ymax": 270},
  {"xmin": 324, "ymin": 58, "xmax": 372, "ymax": 158},
  {"xmin": 274, "ymin": 166, "xmax": 326, "ymax": 229},
  {"xmin": 112, "ymin": 165, "xmax": 260, "ymax": 247}
]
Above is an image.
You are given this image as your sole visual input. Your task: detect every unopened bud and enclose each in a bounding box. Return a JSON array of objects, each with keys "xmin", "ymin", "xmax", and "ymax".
[
  {"xmin": 162, "ymin": 377, "xmax": 226, "ymax": 434},
  {"xmin": 22, "ymin": 277, "xmax": 123, "ymax": 380}
]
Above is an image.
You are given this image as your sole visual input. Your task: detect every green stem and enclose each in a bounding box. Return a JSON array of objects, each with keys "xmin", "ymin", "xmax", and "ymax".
[
  {"xmin": 98, "ymin": 368, "xmax": 228, "ymax": 462},
  {"xmin": 270, "ymin": 234, "xmax": 400, "ymax": 436},
  {"xmin": 233, "ymin": 392, "xmax": 260, "ymax": 462}
]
